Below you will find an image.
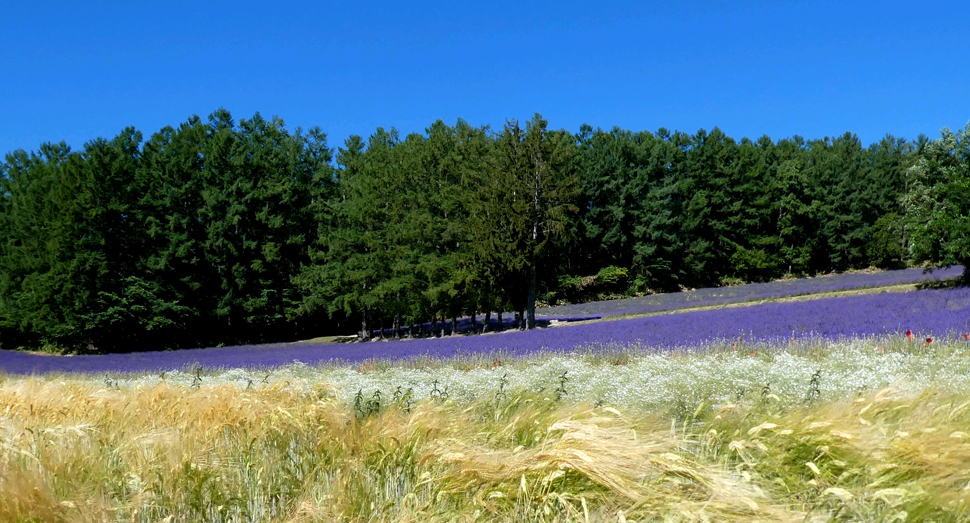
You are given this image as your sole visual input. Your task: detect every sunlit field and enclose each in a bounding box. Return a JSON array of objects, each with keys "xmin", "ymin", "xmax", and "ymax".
[
  {"xmin": 4, "ymin": 333, "xmax": 970, "ymax": 521},
  {"xmin": 3, "ymin": 271, "xmax": 969, "ymax": 521},
  {"xmin": 3, "ymin": 281, "xmax": 969, "ymax": 375},
  {"xmin": 540, "ymin": 265, "xmax": 963, "ymax": 318}
]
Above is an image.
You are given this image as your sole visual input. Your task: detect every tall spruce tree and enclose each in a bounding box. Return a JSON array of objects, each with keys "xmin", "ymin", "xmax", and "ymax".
[
  {"xmin": 137, "ymin": 116, "xmax": 212, "ymax": 346},
  {"xmin": 196, "ymin": 111, "xmax": 324, "ymax": 342},
  {"xmin": 299, "ymin": 130, "xmax": 404, "ymax": 338},
  {"xmin": 628, "ymin": 128, "xmax": 690, "ymax": 291},
  {"xmin": 475, "ymin": 115, "xmax": 578, "ymax": 329},
  {"xmin": 0, "ymin": 144, "xmax": 78, "ymax": 349}
]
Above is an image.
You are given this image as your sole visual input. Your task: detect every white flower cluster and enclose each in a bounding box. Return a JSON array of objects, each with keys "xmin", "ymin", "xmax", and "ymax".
[{"xmin": 80, "ymin": 336, "xmax": 970, "ymax": 414}]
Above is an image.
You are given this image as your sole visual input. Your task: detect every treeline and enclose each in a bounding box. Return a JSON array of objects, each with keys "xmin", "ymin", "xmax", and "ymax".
[
  {"xmin": 0, "ymin": 110, "xmax": 333, "ymax": 351},
  {"xmin": 0, "ymin": 110, "xmax": 960, "ymax": 352}
]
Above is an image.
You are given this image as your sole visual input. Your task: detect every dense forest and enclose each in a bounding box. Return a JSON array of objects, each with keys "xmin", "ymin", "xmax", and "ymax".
[{"xmin": 1, "ymin": 110, "xmax": 967, "ymax": 353}]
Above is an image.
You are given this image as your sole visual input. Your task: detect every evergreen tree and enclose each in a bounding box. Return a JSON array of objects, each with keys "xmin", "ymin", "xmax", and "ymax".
[
  {"xmin": 628, "ymin": 128, "xmax": 689, "ymax": 291},
  {"xmin": 772, "ymin": 137, "xmax": 818, "ymax": 275},
  {"xmin": 474, "ymin": 115, "xmax": 578, "ymax": 329},
  {"xmin": 865, "ymin": 135, "xmax": 912, "ymax": 268},
  {"xmin": 724, "ymin": 136, "xmax": 781, "ymax": 281},
  {"xmin": 0, "ymin": 144, "xmax": 78, "ymax": 349},
  {"xmin": 137, "ymin": 115, "xmax": 213, "ymax": 346},
  {"xmin": 196, "ymin": 111, "xmax": 326, "ymax": 342},
  {"xmin": 299, "ymin": 130, "xmax": 406, "ymax": 339},
  {"xmin": 804, "ymin": 134, "xmax": 871, "ymax": 271},
  {"xmin": 0, "ymin": 132, "xmax": 160, "ymax": 351},
  {"xmin": 680, "ymin": 128, "xmax": 739, "ymax": 286}
]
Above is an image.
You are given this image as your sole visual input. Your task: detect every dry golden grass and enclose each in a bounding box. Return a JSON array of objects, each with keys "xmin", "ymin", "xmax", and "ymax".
[{"xmin": 1, "ymin": 373, "xmax": 970, "ymax": 522}]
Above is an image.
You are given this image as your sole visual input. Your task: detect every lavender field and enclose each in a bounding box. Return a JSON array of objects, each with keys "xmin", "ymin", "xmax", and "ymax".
[
  {"xmin": 2, "ymin": 282, "xmax": 968, "ymax": 375},
  {"xmin": 541, "ymin": 265, "xmax": 964, "ymax": 317},
  {"xmin": 4, "ymin": 278, "xmax": 970, "ymax": 522}
]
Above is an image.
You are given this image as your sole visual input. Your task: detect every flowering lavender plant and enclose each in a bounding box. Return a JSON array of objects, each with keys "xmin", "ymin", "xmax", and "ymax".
[
  {"xmin": 539, "ymin": 266, "xmax": 963, "ymax": 317},
  {"xmin": 2, "ymin": 284, "xmax": 968, "ymax": 375}
]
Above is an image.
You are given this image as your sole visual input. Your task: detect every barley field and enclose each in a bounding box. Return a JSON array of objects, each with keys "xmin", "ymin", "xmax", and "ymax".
[{"xmin": 3, "ymin": 334, "xmax": 970, "ymax": 522}]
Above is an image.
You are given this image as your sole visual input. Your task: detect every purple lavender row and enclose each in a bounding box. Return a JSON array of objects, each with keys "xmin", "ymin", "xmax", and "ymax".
[
  {"xmin": 538, "ymin": 266, "xmax": 964, "ymax": 317},
  {"xmin": 2, "ymin": 285, "xmax": 969, "ymax": 375},
  {"xmin": 372, "ymin": 267, "xmax": 963, "ymax": 337}
]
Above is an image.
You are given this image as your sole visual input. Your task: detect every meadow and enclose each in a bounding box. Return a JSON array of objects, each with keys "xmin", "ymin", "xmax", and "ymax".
[{"xmin": 2, "ymin": 271, "xmax": 970, "ymax": 521}]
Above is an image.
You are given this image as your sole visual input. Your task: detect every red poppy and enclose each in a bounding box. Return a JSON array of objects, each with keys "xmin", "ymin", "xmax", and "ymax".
[
  {"xmin": 926, "ymin": 337, "xmax": 933, "ymax": 344},
  {"xmin": 964, "ymin": 333, "xmax": 969, "ymax": 340},
  {"xmin": 731, "ymin": 343, "xmax": 736, "ymax": 348},
  {"xmin": 906, "ymin": 330, "xmax": 912, "ymax": 337},
  {"xmin": 749, "ymin": 350, "xmax": 757, "ymax": 355}
]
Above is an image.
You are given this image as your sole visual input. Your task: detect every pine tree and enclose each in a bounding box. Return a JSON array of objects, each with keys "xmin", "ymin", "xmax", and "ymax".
[{"xmin": 471, "ymin": 115, "xmax": 578, "ymax": 329}]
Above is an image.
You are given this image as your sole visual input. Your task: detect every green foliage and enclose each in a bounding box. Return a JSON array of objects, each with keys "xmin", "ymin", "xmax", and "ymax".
[
  {"xmin": 552, "ymin": 266, "xmax": 629, "ymax": 304},
  {"xmin": 478, "ymin": 115, "xmax": 580, "ymax": 328},
  {"xmin": 0, "ymin": 132, "xmax": 149, "ymax": 351},
  {"xmin": 84, "ymin": 276, "xmax": 194, "ymax": 342},
  {"xmin": 0, "ymin": 110, "xmax": 954, "ymax": 352},
  {"xmin": 595, "ymin": 265, "xmax": 628, "ymax": 287},
  {"xmin": 868, "ymin": 212, "xmax": 907, "ymax": 269},
  {"xmin": 905, "ymin": 122, "xmax": 970, "ymax": 280},
  {"xmin": 0, "ymin": 109, "xmax": 332, "ymax": 352}
]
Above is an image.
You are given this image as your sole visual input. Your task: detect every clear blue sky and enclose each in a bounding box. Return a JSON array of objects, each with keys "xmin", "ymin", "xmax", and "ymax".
[{"xmin": 2, "ymin": 0, "xmax": 968, "ymax": 157}]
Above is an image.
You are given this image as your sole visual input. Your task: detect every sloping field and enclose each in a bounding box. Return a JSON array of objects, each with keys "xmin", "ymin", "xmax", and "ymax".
[
  {"xmin": 1, "ymin": 280, "xmax": 967, "ymax": 375},
  {"xmin": 540, "ymin": 265, "xmax": 964, "ymax": 317},
  {"xmin": 3, "ymin": 272, "xmax": 970, "ymax": 520}
]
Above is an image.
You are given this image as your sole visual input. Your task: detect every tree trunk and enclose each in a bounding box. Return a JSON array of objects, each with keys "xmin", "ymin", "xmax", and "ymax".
[
  {"xmin": 527, "ymin": 265, "xmax": 537, "ymax": 329},
  {"xmin": 360, "ymin": 312, "xmax": 370, "ymax": 341},
  {"xmin": 452, "ymin": 314, "xmax": 458, "ymax": 336},
  {"xmin": 514, "ymin": 311, "xmax": 522, "ymax": 330},
  {"xmin": 393, "ymin": 316, "xmax": 400, "ymax": 339},
  {"xmin": 471, "ymin": 310, "xmax": 477, "ymax": 334},
  {"xmin": 496, "ymin": 311, "xmax": 503, "ymax": 331},
  {"xmin": 483, "ymin": 310, "xmax": 491, "ymax": 333}
]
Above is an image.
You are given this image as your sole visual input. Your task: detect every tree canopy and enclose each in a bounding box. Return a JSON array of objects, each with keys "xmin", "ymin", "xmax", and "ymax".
[
  {"xmin": 904, "ymin": 122, "xmax": 970, "ymax": 280},
  {"xmin": 0, "ymin": 109, "xmax": 960, "ymax": 353}
]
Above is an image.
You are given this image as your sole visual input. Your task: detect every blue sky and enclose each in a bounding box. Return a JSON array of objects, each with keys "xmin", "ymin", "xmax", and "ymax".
[{"xmin": 2, "ymin": 0, "xmax": 968, "ymax": 156}]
